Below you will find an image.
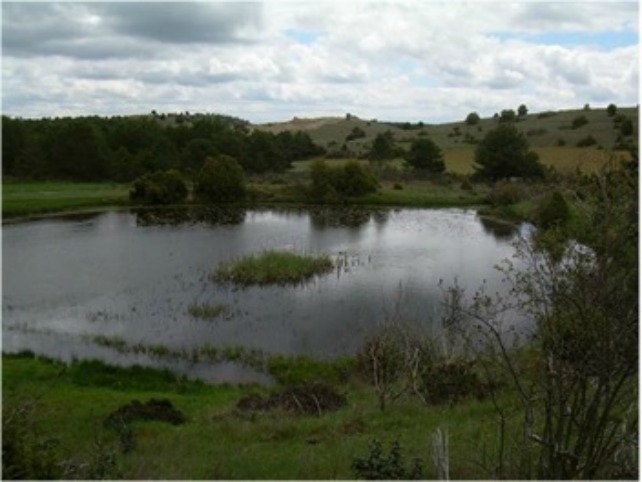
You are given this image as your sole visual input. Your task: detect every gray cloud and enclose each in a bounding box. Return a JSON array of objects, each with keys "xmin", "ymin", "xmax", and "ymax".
[
  {"xmin": 514, "ymin": 2, "xmax": 638, "ymax": 32},
  {"xmin": 2, "ymin": 2, "xmax": 264, "ymax": 60},
  {"xmin": 94, "ymin": 2, "xmax": 263, "ymax": 44}
]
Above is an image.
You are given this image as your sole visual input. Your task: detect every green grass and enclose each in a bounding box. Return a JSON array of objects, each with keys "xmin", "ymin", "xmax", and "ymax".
[
  {"xmin": 187, "ymin": 302, "xmax": 228, "ymax": 320},
  {"xmin": 3, "ymin": 352, "xmax": 527, "ymax": 479},
  {"xmin": 2, "ymin": 181, "xmax": 129, "ymax": 218},
  {"xmin": 214, "ymin": 250, "xmax": 334, "ymax": 286}
]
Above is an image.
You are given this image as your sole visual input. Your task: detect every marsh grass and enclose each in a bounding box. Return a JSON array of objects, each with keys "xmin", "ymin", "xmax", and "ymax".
[
  {"xmin": 187, "ymin": 302, "xmax": 228, "ymax": 320},
  {"xmin": 213, "ymin": 250, "xmax": 333, "ymax": 286}
]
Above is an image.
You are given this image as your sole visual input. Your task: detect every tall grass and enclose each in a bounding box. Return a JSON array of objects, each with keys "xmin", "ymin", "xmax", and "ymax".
[{"xmin": 213, "ymin": 250, "xmax": 333, "ymax": 286}]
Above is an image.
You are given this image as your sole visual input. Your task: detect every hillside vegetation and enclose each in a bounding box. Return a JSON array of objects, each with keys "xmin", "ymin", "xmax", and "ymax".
[{"xmin": 255, "ymin": 106, "xmax": 638, "ymax": 172}]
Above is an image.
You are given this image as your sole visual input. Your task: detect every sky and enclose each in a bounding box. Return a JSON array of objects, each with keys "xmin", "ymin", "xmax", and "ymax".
[{"xmin": 2, "ymin": 1, "xmax": 639, "ymax": 124}]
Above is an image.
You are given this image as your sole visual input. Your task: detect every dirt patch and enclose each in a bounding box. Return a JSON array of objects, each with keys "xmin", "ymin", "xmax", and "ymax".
[
  {"xmin": 105, "ymin": 398, "xmax": 186, "ymax": 427},
  {"xmin": 237, "ymin": 383, "xmax": 347, "ymax": 416}
]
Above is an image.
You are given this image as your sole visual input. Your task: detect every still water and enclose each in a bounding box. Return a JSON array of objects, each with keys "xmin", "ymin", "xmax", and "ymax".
[{"xmin": 3, "ymin": 207, "xmax": 522, "ymax": 382}]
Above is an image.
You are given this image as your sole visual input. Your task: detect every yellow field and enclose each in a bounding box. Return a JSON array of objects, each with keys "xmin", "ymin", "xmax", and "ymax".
[{"xmin": 444, "ymin": 147, "xmax": 630, "ymax": 175}]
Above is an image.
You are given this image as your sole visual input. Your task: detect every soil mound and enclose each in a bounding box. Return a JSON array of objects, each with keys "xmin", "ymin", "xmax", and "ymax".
[
  {"xmin": 105, "ymin": 398, "xmax": 186, "ymax": 427},
  {"xmin": 237, "ymin": 383, "xmax": 346, "ymax": 415}
]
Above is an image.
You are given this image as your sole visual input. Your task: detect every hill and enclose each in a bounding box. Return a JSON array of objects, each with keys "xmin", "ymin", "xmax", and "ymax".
[{"xmin": 253, "ymin": 106, "xmax": 638, "ymax": 173}]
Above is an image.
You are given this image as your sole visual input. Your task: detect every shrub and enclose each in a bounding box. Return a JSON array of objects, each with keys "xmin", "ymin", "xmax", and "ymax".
[
  {"xmin": 572, "ymin": 115, "xmax": 589, "ymax": 129},
  {"xmin": 474, "ymin": 124, "xmax": 544, "ymax": 181},
  {"xmin": 535, "ymin": 190, "xmax": 570, "ymax": 229},
  {"xmin": 308, "ymin": 160, "xmax": 377, "ymax": 202},
  {"xmin": 352, "ymin": 440, "xmax": 423, "ymax": 480},
  {"xmin": 404, "ymin": 138, "xmax": 445, "ymax": 173},
  {"xmin": 346, "ymin": 126, "xmax": 366, "ymax": 141},
  {"xmin": 465, "ymin": 112, "xmax": 481, "ymax": 125},
  {"xmin": 557, "ymin": 138, "xmax": 566, "ymax": 146},
  {"xmin": 130, "ymin": 169, "xmax": 188, "ymax": 205},
  {"xmin": 487, "ymin": 180, "xmax": 526, "ymax": 206},
  {"xmin": 195, "ymin": 155, "xmax": 246, "ymax": 203},
  {"xmin": 606, "ymin": 103, "xmax": 617, "ymax": 116},
  {"xmin": 460, "ymin": 178, "xmax": 473, "ymax": 191},
  {"xmin": 419, "ymin": 361, "xmax": 489, "ymax": 404},
  {"xmin": 526, "ymin": 128, "xmax": 547, "ymax": 136},
  {"xmin": 499, "ymin": 109, "xmax": 516, "ymax": 123},
  {"xmin": 620, "ymin": 117, "xmax": 633, "ymax": 136},
  {"xmin": 576, "ymin": 135, "xmax": 597, "ymax": 147}
]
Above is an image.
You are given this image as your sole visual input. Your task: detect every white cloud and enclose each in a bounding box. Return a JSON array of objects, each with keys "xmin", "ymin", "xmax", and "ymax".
[{"xmin": 2, "ymin": 1, "xmax": 638, "ymax": 122}]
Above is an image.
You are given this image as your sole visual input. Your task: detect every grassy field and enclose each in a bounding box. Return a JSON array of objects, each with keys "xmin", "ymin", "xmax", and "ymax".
[
  {"xmin": 255, "ymin": 106, "xmax": 638, "ymax": 156},
  {"xmin": 2, "ymin": 181, "xmax": 129, "ymax": 218},
  {"xmin": 291, "ymin": 145, "xmax": 627, "ymax": 178},
  {"xmin": 3, "ymin": 352, "xmax": 526, "ymax": 479}
]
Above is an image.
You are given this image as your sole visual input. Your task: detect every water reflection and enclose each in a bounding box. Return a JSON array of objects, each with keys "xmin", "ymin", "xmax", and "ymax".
[
  {"xmin": 478, "ymin": 215, "xmax": 518, "ymax": 240},
  {"xmin": 308, "ymin": 206, "xmax": 390, "ymax": 229},
  {"xmin": 4, "ymin": 208, "xmax": 524, "ymax": 382},
  {"xmin": 134, "ymin": 206, "xmax": 247, "ymax": 227}
]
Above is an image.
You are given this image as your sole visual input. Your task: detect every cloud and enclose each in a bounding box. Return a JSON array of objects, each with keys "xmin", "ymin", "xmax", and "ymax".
[
  {"xmin": 2, "ymin": 1, "xmax": 638, "ymax": 123},
  {"xmin": 94, "ymin": 2, "xmax": 263, "ymax": 45}
]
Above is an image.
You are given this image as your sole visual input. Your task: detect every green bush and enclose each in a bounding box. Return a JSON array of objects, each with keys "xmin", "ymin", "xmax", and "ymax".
[
  {"xmin": 474, "ymin": 124, "xmax": 544, "ymax": 181},
  {"xmin": 419, "ymin": 361, "xmax": 488, "ymax": 404},
  {"xmin": 352, "ymin": 440, "xmax": 423, "ymax": 480},
  {"xmin": 606, "ymin": 103, "xmax": 617, "ymax": 117},
  {"xmin": 576, "ymin": 135, "xmax": 597, "ymax": 147},
  {"xmin": 404, "ymin": 138, "xmax": 445, "ymax": 173},
  {"xmin": 130, "ymin": 169, "xmax": 188, "ymax": 205},
  {"xmin": 620, "ymin": 117, "xmax": 634, "ymax": 136},
  {"xmin": 571, "ymin": 115, "xmax": 589, "ymax": 129},
  {"xmin": 465, "ymin": 112, "xmax": 480, "ymax": 125},
  {"xmin": 195, "ymin": 155, "xmax": 246, "ymax": 203},
  {"xmin": 308, "ymin": 160, "xmax": 377, "ymax": 202},
  {"xmin": 487, "ymin": 181, "xmax": 526, "ymax": 206},
  {"xmin": 535, "ymin": 190, "xmax": 570, "ymax": 229}
]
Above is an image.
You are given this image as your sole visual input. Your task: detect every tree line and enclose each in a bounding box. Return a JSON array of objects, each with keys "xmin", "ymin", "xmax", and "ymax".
[{"xmin": 2, "ymin": 114, "xmax": 325, "ymax": 182}]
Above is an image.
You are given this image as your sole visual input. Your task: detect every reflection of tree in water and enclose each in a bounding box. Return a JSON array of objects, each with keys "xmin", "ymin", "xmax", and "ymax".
[
  {"xmin": 478, "ymin": 215, "xmax": 518, "ymax": 241},
  {"xmin": 134, "ymin": 206, "xmax": 246, "ymax": 227},
  {"xmin": 309, "ymin": 206, "xmax": 390, "ymax": 229}
]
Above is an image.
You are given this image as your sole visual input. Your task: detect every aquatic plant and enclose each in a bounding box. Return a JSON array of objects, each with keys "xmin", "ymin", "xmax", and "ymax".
[
  {"xmin": 213, "ymin": 250, "xmax": 333, "ymax": 286},
  {"xmin": 187, "ymin": 302, "xmax": 228, "ymax": 320}
]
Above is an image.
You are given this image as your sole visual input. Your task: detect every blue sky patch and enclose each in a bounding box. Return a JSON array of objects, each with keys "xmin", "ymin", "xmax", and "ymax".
[{"xmin": 285, "ymin": 28, "xmax": 322, "ymax": 45}]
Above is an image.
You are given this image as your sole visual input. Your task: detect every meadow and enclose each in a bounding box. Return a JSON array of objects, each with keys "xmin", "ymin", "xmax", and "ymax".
[
  {"xmin": 2, "ymin": 181, "xmax": 129, "ymax": 219},
  {"xmin": 3, "ymin": 352, "xmax": 526, "ymax": 480}
]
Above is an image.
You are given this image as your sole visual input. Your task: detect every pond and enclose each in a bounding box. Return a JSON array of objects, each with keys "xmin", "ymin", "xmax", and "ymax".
[{"xmin": 3, "ymin": 206, "xmax": 524, "ymax": 383}]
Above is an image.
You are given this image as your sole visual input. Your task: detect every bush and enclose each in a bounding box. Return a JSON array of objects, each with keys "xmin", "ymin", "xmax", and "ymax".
[
  {"xmin": 535, "ymin": 190, "xmax": 570, "ymax": 229},
  {"xmin": 571, "ymin": 115, "xmax": 589, "ymax": 129},
  {"xmin": 620, "ymin": 117, "xmax": 634, "ymax": 136},
  {"xmin": 346, "ymin": 126, "xmax": 366, "ymax": 141},
  {"xmin": 352, "ymin": 440, "xmax": 423, "ymax": 480},
  {"xmin": 606, "ymin": 103, "xmax": 617, "ymax": 116},
  {"xmin": 518, "ymin": 104, "xmax": 528, "ymax": 116},
  {"xmin": 404, "ymin": 138, "xmax": 445, "ymax": 173},
  {"xmin": 499, "ymin": 109, "xmax": 516, "ymax": 123},
  {"xmin": 308, "ymin": 160, "xmax": 377, "ymax": 202},
  {"xmin": 487, "ymin": 180, "xmax": 526, "ymax": 206},
  {"xmin": 130, "ymin": 169, "xmax": 188, "ymax": 205},
  {"xmin": 419, "ymin": 361, "xmax": 489, "ymax": 404},
  {"xmin": 576, "ymin": 135, "xmax": 597, "ymax": 147},
  {"xmin": 195, "ymin": 155, "xmax": 246, "ymax": 203},
  {"xmin": 465, "ymin": 112, "xmax": 481, "ymax": 125},
  {"xmin": 474, "ymin": 124, "xmax": 544, "ymax": 181}
]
